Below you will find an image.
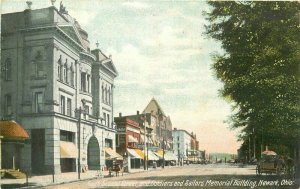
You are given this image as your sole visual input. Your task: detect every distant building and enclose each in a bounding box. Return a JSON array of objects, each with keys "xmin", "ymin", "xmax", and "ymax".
[
  {"xmin": 1, "ymin": 4, "xmax": 117, "ymax": 174},
  {"xmin": 172, "ymin": 128, "xmax": 201, "ymax": 164},
  {"xmin": 143, "ymin": 98, "xmax": 173, "ymax": 150}
]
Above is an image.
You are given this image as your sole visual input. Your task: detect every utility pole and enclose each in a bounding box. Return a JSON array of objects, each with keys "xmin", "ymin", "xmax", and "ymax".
[
  {"xmin": 143, "ymin": 114, "xmax": 146, "ymax": 170},
  {"xmin": 77, "ymin": 107, "xmax": 82, "ymax": 180}
]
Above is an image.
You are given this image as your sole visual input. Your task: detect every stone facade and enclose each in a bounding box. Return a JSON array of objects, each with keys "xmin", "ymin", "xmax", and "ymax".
[{"xmin": 1, "ymin": 6, "xmax": 117, "ymax": 174}]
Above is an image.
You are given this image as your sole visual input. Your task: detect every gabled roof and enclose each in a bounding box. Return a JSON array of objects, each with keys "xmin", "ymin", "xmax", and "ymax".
[
  {"xmin": 143, "ymin": 98, "xmax": 166, "ymax": 116},
  {"xmin": 58, "ymin": 25, "xmax": 83, "ymax": 46},
  {"xmin": 103, "ymin": 60, "xmax": 118, "ymax": 76},
  {"xmin": 92, "ymin": 49, "xmax": 118, "ymax": 77}
]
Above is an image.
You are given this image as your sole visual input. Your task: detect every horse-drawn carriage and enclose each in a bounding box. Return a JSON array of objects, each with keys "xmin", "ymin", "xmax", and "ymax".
[{"xmin": 256, "ymin": 150, "xmax": 295, "ymax": 177}]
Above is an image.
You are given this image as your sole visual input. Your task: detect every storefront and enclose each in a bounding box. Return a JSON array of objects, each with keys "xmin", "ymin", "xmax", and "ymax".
[{"xmin": 0, "ymin": 120, "xmax": 29, "ymax": 171}]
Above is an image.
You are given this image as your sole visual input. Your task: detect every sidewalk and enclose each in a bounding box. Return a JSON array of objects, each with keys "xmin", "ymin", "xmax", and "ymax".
[{"xmin": 0, "ymin": 166, "xmax": 168, "ymax": 189}]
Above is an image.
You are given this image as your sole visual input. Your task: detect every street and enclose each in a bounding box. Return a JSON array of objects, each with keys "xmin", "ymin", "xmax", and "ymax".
[{"xmin": 44, "ymin": 164, "xmax": 298, "ymax": 189}]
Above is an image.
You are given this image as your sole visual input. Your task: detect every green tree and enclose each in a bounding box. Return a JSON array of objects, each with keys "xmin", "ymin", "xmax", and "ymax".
[{"xmin": 205, "ymin": 1, "xmax": 300, "ymax": 157}]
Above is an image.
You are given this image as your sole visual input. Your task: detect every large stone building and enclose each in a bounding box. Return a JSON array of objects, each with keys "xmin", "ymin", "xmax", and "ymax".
[
  {"xmin": 172, "ymin": 128, "xmax": 201, "ymax": 164},
  {"xmin": 1, "ymin": 4, "xmax": 117, "ymax": 174}
]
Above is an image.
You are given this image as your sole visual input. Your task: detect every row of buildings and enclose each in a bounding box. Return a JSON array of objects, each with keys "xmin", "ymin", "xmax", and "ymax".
[{"xmin": 0, "ymin": 3, "xmax": 204, "ymax": 176}]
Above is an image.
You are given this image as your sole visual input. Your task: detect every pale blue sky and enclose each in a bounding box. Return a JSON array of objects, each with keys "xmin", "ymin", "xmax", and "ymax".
[{"xmin": 1, "ymin": 0, "xmax": 241, "ymax": 153}]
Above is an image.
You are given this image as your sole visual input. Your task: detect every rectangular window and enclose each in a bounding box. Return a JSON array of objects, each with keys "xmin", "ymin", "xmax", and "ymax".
[
  {"xmin": 58, "ymin": 65, "xmax": 61, "ymax": 81},
  {"xmin": 103, "ymin": 112, "xmax": 106, "ymax": 125},
  {"xmin": 60, "ymin": 130, "xmax": 74, "ymax": 142},
  {"xmin": 35, "ymin": 92, "xmax": 43, "ymax": 113},
  {"xmin": 177, "ymin": 143, "xmax": 180, "ymax": 149},
  {"xmin": 67, "ymin": 98, "xmax": 71, "ymax": 116},
  {"xmin": 116, "ymin": 134, "xmax": 119, "ymax": 146},
  {"xmin": 70, "ymin": 71, "xmax": 74, "ymax": 86},
  {"xmin": 107, "ymin": 114, "xmax": 110, "ymax": 127},
  {"xmin": 81, "ymin": 72, "xmax": 86, "ymax": 91},
  {"xmin": 87, "ymin": 75, "xmax": 90, "ymax": 93},
  {"xmin": 84, "ymin": 105, "xmax": 89, "ymax": 115},
  {"xmin": 177, "ymin": 136, "xmax": 179, "ymax": 141},
  {"xmin": 60, "ymin": 96, "xmax": 65, "ymax": 115},
  {"xmin": 63, "ymin": 66, "xmax": 67, "ymax": 83},
  {"xmin": 5, "ymin": 94, "xmax": 12, "ymax": 115}
]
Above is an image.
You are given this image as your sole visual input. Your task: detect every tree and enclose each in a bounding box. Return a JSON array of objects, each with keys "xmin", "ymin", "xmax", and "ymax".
[{"xmin": 205, "ymin": 1, "xmax": 300, "ymax": 158}]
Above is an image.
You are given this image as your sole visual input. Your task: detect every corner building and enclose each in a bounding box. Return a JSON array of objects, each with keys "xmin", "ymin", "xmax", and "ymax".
[{"xmin": 1, "ymin": 6, "xmax": 118, "ymax": 174}]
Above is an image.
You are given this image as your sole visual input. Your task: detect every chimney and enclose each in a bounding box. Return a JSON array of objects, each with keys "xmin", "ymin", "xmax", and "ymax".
[
  {"xmin": 119, "ymin": 113, "xmax": 122, "ymax": 117},
  {"xmin": 137, "ymin": 111, "xmax": 139, "ymax": 115}
]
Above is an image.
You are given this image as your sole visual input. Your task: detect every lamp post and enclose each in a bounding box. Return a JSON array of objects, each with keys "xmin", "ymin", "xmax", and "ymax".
[
  {"xmin": 76, "ymin": 107, "xmax": 82, "ymax": 180},
  {"xmin": 76, "ymin": 100, "xmax": 86, "ymax": 180},
  {"xmin": 162, "ymin": 130, "xmax": 165, "ymax": 168}
]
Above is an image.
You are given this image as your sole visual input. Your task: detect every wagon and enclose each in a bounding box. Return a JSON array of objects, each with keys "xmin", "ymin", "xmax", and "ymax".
[{"xmin": 256, "ymin": 150, "xmax": 285, "ymax": 176}]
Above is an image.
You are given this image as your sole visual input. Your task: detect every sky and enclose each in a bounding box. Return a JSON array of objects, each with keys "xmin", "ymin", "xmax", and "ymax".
[{"xmin": 1, "ymin": 0, "xmax": 242, "ymax": 154}]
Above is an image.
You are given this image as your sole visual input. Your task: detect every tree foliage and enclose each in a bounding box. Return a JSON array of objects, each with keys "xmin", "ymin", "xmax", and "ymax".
[{"xmin": 205, "ymin": 1, "xmax": 300, "ymax": 155}]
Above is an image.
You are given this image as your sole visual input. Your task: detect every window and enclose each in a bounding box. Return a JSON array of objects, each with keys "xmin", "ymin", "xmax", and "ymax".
[
  {"xmin": 101, "ymin": 86, "xmax": 104, "ymax": 102},
  {"xmin": 5, "ymin": 58, "xmax": 12, "ymax": 80},
  {"xmin": 107, "ymin": 114, "xmax": 110, "ymax": 127},
  {"xmin": 81, "ymin": 72, "xmax": 86, "ymax": 91},
  {"xmin": 67, "ymin": 98, "xmax": 71, "ymax": 116},
  {"xmin": 84, "ymin": 105, "xmax": 89, "ymax": 115},
  {"xmin": 108, "ymin": 88, "xmax": 111, "ymax": 105},
  {"xmin": 4, "ymin": 94, "xmax": 12, "ymax": 115},
  {"xmin": 105, "ymin": 139, "xmax": 112, "ymax": 148},
  {"xmin": 35, "ymin": 51, "xmax": 44, "ymax": 76},
  {"xmin": 103, "ymin": 112, "xmax": 106, "ymax": 125},
  {"xmin": 116, "ymin": 134, "xmax": 119, "ymax": 146},
  {"xmin": 177, "ymin": 143, "xmax": 180, "ymax": 149},
  {"xmin": 87, "ymin": 75, "xmax": 90, "ymax": 93},
  {"xmin": 58, "ymin": 65, "xmax": 61, "ymax": 80},
  {"xmin": 177, "ymin": 136, "xmax": 179, "ymax": 141},
  {"xmin": 63, "ymin": 65, "xmax": 67, "ymax": 83},
  {"xmin": 35, "ymin": 92, "xmax": 43, "ymax": 113},
  {"xmin": 58, "ymin": 56, "xmax": 62, "ymax": 81},
  {"xmin": 60, "ymin": 130, "xmax": 74, "ymax": 142},
  {"xmin": 60, "ymin": 96, "xmax": 65, "ymax": 114},
  {"xmin": 70, "ymin": 68, "xmax": 74, "ymax": 86},
  {"xmin": 105, "ymin": 87, "xmax": 107, "ymax": 103}
]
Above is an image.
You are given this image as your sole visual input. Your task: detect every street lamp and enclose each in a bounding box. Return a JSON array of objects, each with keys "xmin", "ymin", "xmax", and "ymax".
[{"xmin": 142, "ymin": 114, "xmax": 147, "ymax": 170}]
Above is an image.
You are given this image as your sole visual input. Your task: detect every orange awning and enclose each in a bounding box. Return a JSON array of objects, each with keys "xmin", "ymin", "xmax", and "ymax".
[{"xmin": 0, "ymin": 120, "xmax": 29, "ymax": 139}]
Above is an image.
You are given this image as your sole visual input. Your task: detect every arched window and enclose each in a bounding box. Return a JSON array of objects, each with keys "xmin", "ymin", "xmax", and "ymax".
[
  {"xmin": 108, "ymin": 88, "xmax": 111, "ymax": 105},
  {"xmin": 63, "ymin": 59, "xmax": 68, "ymax": 83},
  {"xmin": 58, "ymin": 55, "xmax": 62, "ymax": 81},
  {"xmin": 70, "ymin": 64, "xmax": 75, "ymax": 86}
]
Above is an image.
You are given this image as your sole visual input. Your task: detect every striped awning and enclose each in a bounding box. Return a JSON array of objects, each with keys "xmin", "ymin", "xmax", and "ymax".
[
  {"xmin": 105, "ymin": 147, "xmax": 123, "ymax": 160},
  {"xmin": 128, "ymin": 135, "xmax": 138, "ymax": 143},
  {"xmin": 127, "ymin": 148, "xmax": 142, "ymax": 159},
  {"xmin": 142, "ymin": 150, "xmax": 159, "ymax": 161}
]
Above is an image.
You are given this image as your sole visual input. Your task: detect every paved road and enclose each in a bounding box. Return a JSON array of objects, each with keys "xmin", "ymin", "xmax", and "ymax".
[{"xmin": 43, "ymin": 164, "xmax": 299, "ymax": 189}]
